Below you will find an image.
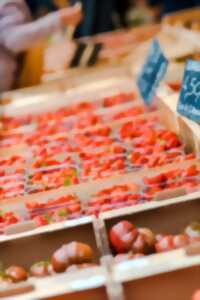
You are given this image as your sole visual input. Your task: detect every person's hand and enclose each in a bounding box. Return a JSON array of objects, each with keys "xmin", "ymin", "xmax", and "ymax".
[{"xmin": 59, "ymin": 2, "xmax": 82, "ymax": 27}]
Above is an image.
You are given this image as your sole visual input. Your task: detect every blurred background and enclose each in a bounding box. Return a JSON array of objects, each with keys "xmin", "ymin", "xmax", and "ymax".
[
  {"xmin": 1, "ymin": 0, "xmax": 200, "ymax": 92},
  {"xmin": 26, "ymin": 0, "xmax": 200, "ymax": 36}
]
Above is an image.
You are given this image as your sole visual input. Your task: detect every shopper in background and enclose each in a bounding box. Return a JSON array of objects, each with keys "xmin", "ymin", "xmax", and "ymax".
[
  {"xmin": 0, "ymin": 0, "xmax": 82, "ymax": 92},
  {"xmin": 69, "ymin": 0, "xmax": 114, "ymax": 37},
  {"xmin": 70, "ymin": 0, "xmax": 131, "ymax": 37}
]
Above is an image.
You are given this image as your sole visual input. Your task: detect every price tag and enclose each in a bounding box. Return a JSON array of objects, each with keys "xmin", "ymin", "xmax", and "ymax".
[
  {"xmin": 177, "ymin": 59, "xmax": 200, "ymax": 122},
  {"xmin": 137, "ymin": 39, "xmax": 168, "ymax": 105}
]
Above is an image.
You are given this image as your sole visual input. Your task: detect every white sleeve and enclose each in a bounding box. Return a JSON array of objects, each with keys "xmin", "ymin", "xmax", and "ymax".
[{"xmin": 2, "ymin": 11, "xmax": 63, "ymax": 54}]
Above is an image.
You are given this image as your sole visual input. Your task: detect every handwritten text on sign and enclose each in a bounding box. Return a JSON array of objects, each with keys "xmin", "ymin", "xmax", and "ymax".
[
  {"xmin": 177, "ymin": 60, "xmax": 200, "ymax": 122},
  {"xmin": 137, "ymin": 39, "xmax": 168, "ymax": 105}
]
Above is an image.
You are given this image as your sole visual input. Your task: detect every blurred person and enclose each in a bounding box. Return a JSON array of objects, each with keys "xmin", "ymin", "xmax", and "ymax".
[
  {"xmin": 0, "ymin": 0, "xmax": 82, "ymax": 92},
  {"xmin": 70, "ymin": 0, "xmax": 132, "ymax": 37},
  {"xmin": 70, "ymin": 0, "xmax": 115, "ymax": 37}
]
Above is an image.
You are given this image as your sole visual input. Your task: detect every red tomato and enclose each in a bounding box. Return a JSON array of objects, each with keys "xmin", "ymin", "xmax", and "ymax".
[
  {"xmin": 155, "ymin": 236, "xmax": 174, "ymax": 253},
  {"xmin": 109, "ymin": 221, "xmax": 138, "ymax": 253}
]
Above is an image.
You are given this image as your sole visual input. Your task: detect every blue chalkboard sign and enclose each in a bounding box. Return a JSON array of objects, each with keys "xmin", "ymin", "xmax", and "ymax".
[
  {"xmin": 177, "ymin": 60, "xmax": 200, "ymax": 122},
  {"xmin": 137, "ymin": 39, "xmax": 168, "ymax": 105}
]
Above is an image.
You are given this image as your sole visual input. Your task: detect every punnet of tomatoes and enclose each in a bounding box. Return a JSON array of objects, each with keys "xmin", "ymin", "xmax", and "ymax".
[{"xmin": 109, "ymin": 220, "xmax": 200, "ymax": 263}]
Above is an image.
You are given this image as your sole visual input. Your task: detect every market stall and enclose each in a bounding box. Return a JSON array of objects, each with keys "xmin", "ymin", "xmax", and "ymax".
[{"xmin": 0, "ymin": 9, "xmax": 200, "ymax": 300}]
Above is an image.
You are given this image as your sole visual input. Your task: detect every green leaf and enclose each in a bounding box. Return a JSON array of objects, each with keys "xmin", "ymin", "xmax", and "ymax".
[
  {"xmin": 158, "ymin": 139, "xmax": 166, "ymax": 146},
  {"xmin": 63, "ymin": 177, "xmax": 71, "ymax": 187},
  {"xmin": 58, "ymin": 209, "xmax": 68, "ymax": 217}
]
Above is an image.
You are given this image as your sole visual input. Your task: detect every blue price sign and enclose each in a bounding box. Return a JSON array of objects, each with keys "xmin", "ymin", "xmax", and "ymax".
[
  {"xmin": 177, "ymin": 60, "xmax": 200, "ymax": 122},
  {"xmin": 137, "ymin": 39, "xmax": 168, "ymax": 105}
]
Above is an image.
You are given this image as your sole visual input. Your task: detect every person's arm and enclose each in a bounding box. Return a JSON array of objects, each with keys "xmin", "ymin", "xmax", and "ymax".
[{"xmin": 2, "ymin": 3, "xmax": 82, "ymax": 54}]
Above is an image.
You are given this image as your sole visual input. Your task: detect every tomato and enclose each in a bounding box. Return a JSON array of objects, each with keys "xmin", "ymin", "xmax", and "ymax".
[
  {"xmin": 173, "ymin": 234, "xmax": 189, "ymax": 249},
  {"xmin": 155, "ymin": 236, "xmax": 174, "ymax": 253},
  {"xmin": 109, "ymin": 221, "xmax": 138, "ymax": 253}
]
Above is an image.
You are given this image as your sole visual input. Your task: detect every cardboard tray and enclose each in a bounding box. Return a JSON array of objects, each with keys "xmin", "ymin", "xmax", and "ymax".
[
  {"xmin": 99, "ymin": 192, "xmax": 200, "ymax": 256},
  {"xmin": 157, "ymin": 88, "xmax": 200, "ymax": 156},
  {"xmin": 0, "ymin": 267, "xmax": 109, "ymax": 300},
  {"xmin": 0, "ymin": 65, "xmax": 131, "ymax": 104},
  {"xmin": 0, "ymin": 77, "xmax": 135, "ymax": 117},
  {"xmin": 114, "ymin": 249, "xmax": 200, "ymax": 300},
  {"xmin": 0, "ymin": 91, "xmax": 199, "ymax": 231},
  {"xmin": 0, "ymin": 216, "xmax": 101, "ymax": 268},
  {"xmin": 0, "ymin": 157, "xmax": 198, "ymax": 238},
  {"xmin": 0, "ymin": 64, "xmax": 200, "ymax": 299},
  {"xmin": 0, "ymin": 217, "xmax": 122, "ymax": 300}
]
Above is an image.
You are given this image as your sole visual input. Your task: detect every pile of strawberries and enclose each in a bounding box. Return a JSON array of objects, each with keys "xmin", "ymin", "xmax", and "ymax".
[
  {"xmin": 0, "ymin": 164, "xmax": 198, "ymax": 232},
  {"xmin": 0, "ymin": 90, "xmax": 199, "ymax": 234},
  {"xmin": 0, "ymin": 115, "xmax": 195, "ymax": 198}
]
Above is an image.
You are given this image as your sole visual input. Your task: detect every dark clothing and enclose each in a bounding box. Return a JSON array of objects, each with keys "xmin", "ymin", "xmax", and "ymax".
[
  {"xmin": 148, "ymin": 0, "xmax": 200, "ymax": 15},
  {"xmin": 70, "ymin": 0, "xmax": 115, "ymax": 37},
  {"xmin": 71, "ymin": 0, "xmax": 131, "ymax": 37},
  {"xmin": 26, "ymin": 0, "xmax": 56, "ymax": 17},
  {"xmin": 115, "ymin": 0, "xmax": 131, "ymax": 27}
]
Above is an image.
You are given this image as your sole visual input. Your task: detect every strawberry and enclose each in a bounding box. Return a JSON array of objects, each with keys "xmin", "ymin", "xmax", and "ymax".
[{"xmin": 182, "ymin": 165, "xmax": 198, "ymax": 177}]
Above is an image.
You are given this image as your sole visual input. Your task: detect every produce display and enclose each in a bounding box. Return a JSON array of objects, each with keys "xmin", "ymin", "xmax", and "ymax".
[
  {"xmin": 0, "ymin": 86, "xmax": 198, "ymax": 235},
  {"xmin": 1, "ymin": 92, "xmax": 136, "ymax": 131},
  {"xmin": 86, "ymin": 164, "xmax": 199, "ymax": 216},
  {"xmin": 109, "ymin": 220, "xmax": 200, "ymax": 262},
  {"xmin": 1, "ymin": 23, "xmax": 200, "ymax": 299},
  {"xmin": 0, "ymin": 106, "xmax": 196, "ymax": 200},
  {"xmin": 0, "ymin": 162, "xmax": 198, "ymax": 235},
  {"xmin": 0, "ymin": 242, "xmax": 95, "ymax": 286}
]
